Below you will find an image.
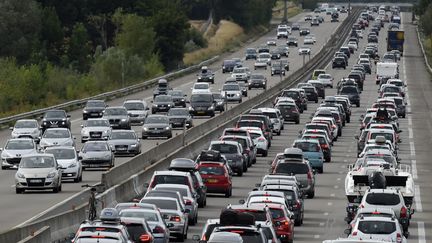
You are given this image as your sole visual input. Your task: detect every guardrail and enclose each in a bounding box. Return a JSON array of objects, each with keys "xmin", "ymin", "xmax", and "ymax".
[
  {"xmin": 416, "ymin": 27, "xmax": 432, "ymax": 74},
  {"xmin": 0, "ymin": 9, "xmax": 360, "ymax": 242},
  {"xmin": 0, "ymin": 55, "xmax": 219, "ymax": 127}
]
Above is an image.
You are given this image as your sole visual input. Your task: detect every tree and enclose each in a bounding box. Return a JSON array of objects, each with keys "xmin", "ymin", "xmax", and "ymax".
[
  {"xmin": 68, "ymin": 22, "xmax": 92, "ymax": 72},
  {"xmin": 41, "ymin": 7, "xmax": 64, "ymax": 64},
  {"xmin": 0, "ymin": 0, "xmax": 42, "ymax": 63}
]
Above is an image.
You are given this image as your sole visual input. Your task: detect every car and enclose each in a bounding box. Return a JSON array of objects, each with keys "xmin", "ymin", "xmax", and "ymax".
[
  {"xmin": 107, "ymin": 130, "xmax": 141, "ymax": 156},
  {"xmin": 80, "ymin": 118, "xmax": 111, "ymax": 143},
  {"xmin": 311, "ymin": 18, "xmax": 320, "ymax": 26},
  {"xmin": 298, "ymin": 46, "xmax": 311, "ymax": 55},
  {"xmin": 293, "ymin": 139, "xmax": 324, "ymax": 173},
  {"xmin": 118, "ymin": 208, "xmax": 171, "ymax": 243},
  {"xmin": 82, "ymin": 100, "xmax": 106, "ymax": 120},
  {"xmin": 317, "ymin": 74, "xmax": 334, "ymax": 88},
  {"xmin": 10, "ymin": 119, "xmax": 41, "ymax": 142},
  {"xmin": 119, "ymin": 217, "xmax": 154, "ymax": 243},
  {"xmin": 392, "ymin": 97, "xmax": 406, "ymax": 118},
  {"xmin": 212, "ymin": 93, "xmax": 225, "ymax": 112},
  {"xmin": 153, "ymin": 79, "xmax": 171, "ymax": 98},
  {"xmin": 257, "ymin": 46, "xmax": 270, "ymax": 54},
  {"xmin": 275, "ymin": 102, "xmax": 300, "ymax": 124},
  {"xmin": 277, "ymin": 24, "xmax": 291, "ymax": 39},
  {"xmin": 198, "ymin": 161, "xmax": 232, "ymax": 197},
  {"xmin": 123, "ymin": 99, "xmax": 149, "ymax": 125},
  {"xmin": 255, "ymin": 53, "xmax": 271, "ymax": 69},
  {"xmin": 271, "ymin": 62, "xmax": 285, "ymax": 76},
  {"xmin": 272, "ymin": 159, "xmax": 316, "ymax": 198},
  {"xmin": 304, "ymin": 15, "xmax": 313, "ymax": 21},
  {"xmin": 1, "ymin": 138, "xmax": 38, "ymax": 170},
  {"xmin": 286, "ymin": 36, "xmax": 298, "ymax": 47},
  {"xmin": 167, "ymin": 108, "xmax": 193, "ymax": 129},
  {"xmin": 144, "ymin": 189, "xmax": 189, "ymax": 225},
  {"xmin": 39, "ymin": 128, "xmax": 75, "ymax": 150},
  {"xmin": 338, "ymin": 85, "xmax": 360, "ymax": 107},
  {"xmin": 231, "ymin": 67, "xmax": 250, "ymax": 82},
  {"xmin": 40, "ymin": 110, "xmax": 71, "ymax": 133},
  {"xmin": 209, "ymin": 140, "xmax": 246, "ymax": 176},
  {"xmin": 257, "ymin": 107, "xmax": 284, "ymax": 135},
  {"xmin": 276, "ymin": 89, "xmax": 305, "ymax": 113},
  {"xmin": 79, "ymin": 140, "xmax": 115, "ymax": 169},
  {"xmin": 141, "ymin": 115, "xmax": 172, "ymax": 139},
  {"xmin": 347, "ymin": 41, "xmax": 358, "ymax": 52},
  {"xmin": 347, "ymin": 216, "xmax": 407, "ymax": 242},
  {"xmin": 312, "ymin": 69, "xmax": 326, "ymax": 80},
  {"xmin": 291, "ymin": 23, "xmax": 300, "ymax": 30},
  {"xmin": 276, "ymin": 46, "xmax": 289, "ymax": 57},
  {"xmin": 270, "ymin": 49, "xmax": 281, "ymax": 59},
  {"xmin": 192, "ymin": 82, "xmax": 211, "ymax": 95},
  {"xmin": 332, "ymin": 57, "xmax": 347, "ymax": 69},
  {"xmin": 221, "ymin": 83, "xmax": 242, "ymax": 103},
  {"xmin": 307, "ymin": 80, "xmax": 325, "ymax": 99},
  {"xmin": 189, "ymin": 92, "xmax": 216, "ymax": 117},
  {"xmin": 303, "ymin": 35, "xmax": 315, "ymax": 45},
  {"xmin": 222, "ymin": 59, "xmax": 236, "ymax": 73},
  {"xmin": 44, "ymin": 146, "xmax": 82, "ymax": 182},
  {"xmin": 220, "ymin": 135, "xmax": 256, "ymax": 166},
  {"xmin": 241, "ymin": 128, "xmax": 268, "ymax": 156},
  {"xmin": 168, "ymin": 90, "xmax": 187, "ymax": 108},
  {"xmin": 103, "ymin": 106, "xmax": 131, "ymax": 129},
  {"xmin": 151, "ymin": 95, "xmax": 175, "ymax": 114},
  {"xmin": 299, "ymin": 28, "xmax": 310, "ymax": 36},
  {"xmin": 302, "ymin": 133, "xmax": 333, "ymax": 162},
  {"xmin": 266, "ymin": 38, "xmax": 277, "ymax": 46},
  {"xmin": 248, "ymin": 73, "xmax": 267, "ymax": 90},
  {"xmin": 196, "ymin": 66, "xmax": 215, "ymax": 84},
  {"xmin": 239, "ymin": 113, "xmax": 273, "ymax": 143},
  {"xmin": 15, "ymin": 154, "xmax": 62, "ymax": 193},
  {"xmin": 245, "ymin": 48, "xmax": 257, "ymax": 60}
]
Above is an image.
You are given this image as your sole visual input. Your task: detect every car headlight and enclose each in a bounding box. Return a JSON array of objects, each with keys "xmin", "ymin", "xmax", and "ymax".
[
  {"xmin": 181, "ymin": 98, "xmax": 185, "ymax": 102},
  {"xmin": 68, "ymin": 162, "xmax": 77, "ymax": 168},
  {"xmin": 217, "ymin": 101, "xmax": 223, "ymax": 105},
  {"xmin": 165, "ymin": 126, "xmax": 170, "ymax": 130},
  {"xmin": 236, "ymin": 93, "xmax": 240, "ymax": 96},
  {"xmin": 188, "ymin": 107, "xmax": 194, "ymax": 111},
  {"xmin": 82, "ymin": 130, "xmax": 89, "ymax": 136},
  {"xmin": 208, "ymin": 106, "xmax": 214, "ymax": 110},
  {"xmin": 47, "ymin": 171, "xmax": 56, "ymax": 178},
  {"xmin": 167, "ymin": 104, "xmax": 171, "ymax": 107},
  {"xmin": 2, "ymin": 152, "xmax": 10, "ymax": 159},
  {"xmin": 152, "ymin": 104, "xmax": 157, "ymax": 107},
  {"xmin": 103, "ymin": 154, "xmax": 111, "ymax": 159},
  {"xmin": 143, "ymin": 127, "xmax": 149, "ymax": 131},
  {"xmin": 121, "ymin": 118, "xmax": 127, "ymax": 122},
  {"xmin": 16, "ymin": 172, "xmax": 25, "ymax": 179},
  {"xmin": 83, "ymin": 110, "xmax": 88, "ymax": 113},
  {"xmin": 209, "ymin": 76, "xmax": 214, "ymax": 79},
  {"xmin": 43, "ymin": 121, "xmax": 47, "ymax": 125},
  {"xmin": 131, "ymin": 144, "xmax": 138, "ymax": 148}
]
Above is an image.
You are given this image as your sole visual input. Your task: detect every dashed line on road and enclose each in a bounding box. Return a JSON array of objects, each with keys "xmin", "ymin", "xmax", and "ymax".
[
  {"xmin": 418, "ymin": 221, "xmax": 426, "ymax": 243},
  {"xmin": 411, "ymin": 160, "xmax": 418, "ymax": 180},
  {"xmin": 414, "ymin": 185, "xmax": 423, "ymax": 213},
  {"xmin": 314, "ymin": 235, "xmax": 320, "ymax": 239}
]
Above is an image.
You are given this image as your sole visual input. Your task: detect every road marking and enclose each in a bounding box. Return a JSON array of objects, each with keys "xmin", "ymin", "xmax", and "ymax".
[
  {"xmin": 314, "ymin": 235, "xmax": 320, "ymax": 239},
  {"xmin": 409, "ymin": 141, "xmax": 416, "ymax": 157},
  {"xmin": 418, "ymin": 221, "xmax": 426, "ymax": 243},
  {"xmin": 319, "ymin": 222, "xmax": 325, "ymax": 226},
  {"xmin": 408, "ymin": 128, "xmax": 413, "ymax": 139},
  {"xmin": 71, "ymin": 118, "xmax": 82, "ymax": 123},
  {"xmin": 334, "ymin": 185, "xmax": 339, "ymax": 189},
  {"xmin": 408, "ymin": 116, "xmax": 412, "ymax": 126},
  {"xmin": 327, "ymin": 202, "xmax": 333, "ymax": 206},
  {"xmin": 415, "ymin": 185, "xmax": 423, "ymax": 212},
  {"xmin": 337, "ymin": 178, "xmax": 341, "ymax": 181},
  {"xmin": 411, "ymin": 160, "xmax": 418, "ymax": 180},
  {"xmin": 343, "ymin": 159, "xmax": 347, "ymax": 162},
  {"xmin": 324, "ymin": 212, "xmax": 329, "ymax": 216},
  {"xmin": 330, "ymin": 193, "xmax": 335, "ymax": 197}
]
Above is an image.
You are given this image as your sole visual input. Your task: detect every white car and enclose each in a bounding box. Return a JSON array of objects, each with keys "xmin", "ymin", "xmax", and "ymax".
[
  {"xmin": 257, "ymin": 107, "xmax": 284, "ymax": 135},
  {"xmin": 317, "ymin": 73, "xmax": 334, "ymax": 88},
  {"xmin": 1, "ymin": 138, "xmax": 39, "ymax": 169},
  {"xmin": 191, "ymin": 82, "xmax": 211, "ymax": 94},
  {"xmin": 80, "ymin": 118, "xmax": 112, "ymax": 143},
  {"xmin": 307, "ymin": 34, "xmax": 317, "ymax": 43},
  {"xmin": 303, "ymin": 36, "xmax": 315, "ymax": 45},
  {"xmin": 298, "ymin": 46, "xmax": 311, "ymax": 55},
  {"xmin": 44, "ymin": 146, "xmax": 82, "ymax": 182},
  {"xmin": 39, "ymin": 128, "xmax": 75, "ymax": 150},
  {"xmin": 221, "ymin": 83, "xmax": 242, "ymax": 103},
  {"xmin": 10, "ymin": 119, "xmax": 41, "ymax": 142},
  {"xmin": 359, "ymin": 53, "xmax": 370, "ymax": 60},
  {"xmin": 231, "ymin": 67, "xmax": 250, "ymax": 82},
  {"xmin": 355, "ymin": 29, "xmax": 363, "ymax": 38},
  {"xmin": 266, "ymin": 38, "xmax": 277, "ymax": 46},
  {"xmin": 347, "ymin": 41, "xmax": 358, "ymax": 51},
  {"xmin": 347, "ymin": 216, "xmax": 407, "ymax": 243},
  {"xmin": 241, "ymin": 127, "xmax": 268, "ymax": 156}
]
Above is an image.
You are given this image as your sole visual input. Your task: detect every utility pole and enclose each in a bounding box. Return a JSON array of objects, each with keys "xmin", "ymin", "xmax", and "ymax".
[
  {"xmin": 282, "ymin": 0, "xmax": 288, "ymax": 24},
  {"xmin": 348, "ymin": 0, "xmax": 351, "ymax": 15}
]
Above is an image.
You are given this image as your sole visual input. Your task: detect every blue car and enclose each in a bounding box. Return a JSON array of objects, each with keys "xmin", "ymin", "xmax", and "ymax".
[{"xmin": 292, "ymin": 139, "xmax": 324, "ymax": 173}]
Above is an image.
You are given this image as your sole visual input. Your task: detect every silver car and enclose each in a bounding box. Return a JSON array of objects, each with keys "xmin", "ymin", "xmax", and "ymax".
[
  {"xmin": 107, "ymin": 130, "xmax": 141, "ymax": 156},
  {"xmin": 79, "ymin": 141, "xmax": 115, "ymax": 169},
  {"xmin": 221, "ymin": 83, "xmax": 242, "ymax": 103},
  {"xmin": 10, "ymin": 119, "xmax": 41, "ymax": 142},
  {"xmin": 15, "ymin": 154, "xmax": 62, "ymax": 193},
  {"xmin": 118, "ymin": 208, "xmax": 171, "ymax": 243},
  {"xmin": 80, "ymin": 118, "xmax": 112, "ymax": 143},
  {"xmin": 44, "ymin": 146, "xmax": 82, "ymax": 182},
  {"xmin": 1, "ymin": 138, "xmax": 39, "ymax": 169},
  {"xmin": 103, "ymin": 106, "xmax": 131, "ymax": 130},
  {"xmin": 139, "ymin": 197, "xmax": 189, "ymax": 242},
  {"xmin": 123, "ymin": 99, "xmax": 149, "ymax": 125},
  {"xmin": 142, "ymin": 115, "xmax": 172, "ymax": 139},
  {"xmin": 39, "ymin": 128, "xmax": 75, "ymax": 150}
]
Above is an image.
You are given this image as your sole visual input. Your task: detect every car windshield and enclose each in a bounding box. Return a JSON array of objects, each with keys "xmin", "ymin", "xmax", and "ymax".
[
  {"xmin": 43, "ymin": 130, "xmax": 69, "ymax": 138},
  {"xmin": 384, "ymin": 87, "xmax": 399, "ymax": 92},
  {"xmin": 269, "ymin": 208, "xmax": 285, "ymax": 219},
  {"xmin": 318, "ymin": 74, "xmax": 331, "ymax": 79},
  {"xmin": 153, "ymin": 175, "xmax": 188, "ymax": 186},
  {"xmin": 370, "ymin": 133, "xmax": 394, "ymax": 142},
  {"xmin": 45, "ymin": 111, "xmax": 65, "ymax": 118},
  {"xmin": 303, "ymin": 136, "xmax": 326, "ymax": 145},
  {"xmin": 104, "ymin": 108, "xmax": 127, "ymax": 116},
  {"xmin": 15, "ymin": 121, "xmax": 38, "ymax": 129},
  {"xmin": 213, "ymin": 93, "xmax": 222, "ymax": 99},
  {"xmin": 140, "ymin": 199, "xmax": 177, "ymax": 210},
  {"xmin": 224, "ymin": 60, "xmax": 235, "ymax": 65},
  {"xmin": 219, "ymin": 230, "xmax": 262, "ymax": 243},
  {"xmin": 281, "ymin": 91, "xmax": 299, "ymax": 99},
  {"xmin": 251, "ymin": 74, "xmax": 264, "ymax": 79},
  {"xmin": 156, "ymin": 187, "xmax": 188, "ymax": 197},
  {"xmin": 85, "ymin": 120, "xmax": 110, "ymax": 127},
  {"xmin": 20, "ymin": 156, "xmax": 55, "ymax": 168},
  {"xmin": 168, "ymin": 91, "xmax": 183, "ymax": 97},
  {"xmin": 246, "ymin": 49, "xmax": 256, "ymax": 54},
  {"xmin": 233, "ymin": 68, "xmax": 245, "ymax": 73},
  {"xmin": 263, "ymin": 112, "xmax": 277, "ymax": 118},
  {"xmin": 110, "ymin": 131, "xmax": 135, "ymax": 140},
  {"xmin": 82, "ymin": 143, "xmax": 109, "ymax": 152},
  {"xmin": 155, "ymin": 96, "xmax": 172, "ymax": 102},
  {"xmin": 194, "ymin": 83, "xmax": 208, "ymax": 89},
  {"xmin": 191, "ymin": 94, "xmax": 212, "ymax": 103},
  {"xmin": 45, "ymin": 148, "xmax": 75, "ymax": 160},
  {"xmin": 223, "ymin": 84, "xmax": 240, "ymax": 91},
  {"xmin": 340, "ymin": 86, "xmax": 358, "ymax": 94},
  {"xmin": 249, "ymin": 132, "xmax": 261, "ymax": 140},
  {"xmin": 366, "ymin": 193, "xmax": 400, "ymax": 205},
  {"xmin": 294, "ymin": 142, "xmax": 320, "ymax": 152},
  {"xmin": 168, "ymin": 109, "xmax": 188, "ymax": 116},
  {"xmin": 357, "ymin": 221, "xmax": 396, "ymax": 234},
  {"xmin": 119, "ymin": 211, "xmax": 159, "ymax": 222},
  {"xmin": 86, "ymin": 101, "xmax": 105, "ymax": 108},
  {"xmin": 199, "ymin": 166, "xmax": 225, "ymax": 175},
  {"xmin": 275, "ymin": 163, "xmax": 309, "ymax": 174},
  {"xmin": 5, "ymin": 140, "xmax": 34, "ymax": 150},
  {"xmin": 124, "ymin": 102, "xmax": 145, "ymax": 110},
  {"xmin": 222, "ymin": 138, "xmax": 246, "ymax": 148},
  {"xmin": 210, "ymin": 144, "xmax": 238, "ymax": 154},
  {"xmin": 237, "ymin": 121, "xmax": 262, "ymax": 129},
  {"xmin": 236, "ymin": 210, "xmax": 267, "ymax": 221},
  {"xmin": 145, "ymin": 116, "xmax": 168, "ymax": 124}
]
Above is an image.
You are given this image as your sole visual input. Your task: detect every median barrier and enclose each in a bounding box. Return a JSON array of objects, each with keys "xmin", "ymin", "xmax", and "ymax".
[{"xmin": 17, "ymin": 226, "xmax": 50, "ymax": 243}]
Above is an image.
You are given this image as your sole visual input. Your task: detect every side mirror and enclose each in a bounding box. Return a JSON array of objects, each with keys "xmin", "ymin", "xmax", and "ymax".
[
  {"xmin": 146, "ymin": 107, "xmax": 149, "ymax": 110},
  {"xmin": 255, "ymin": 183, "xmax": 261, "ymax": 187},
  {"xmin": 410, "ymin": 208, "xmax": 415, "ymax": 215},
  {"xmin": 166, "ymin": 223, "xmax": 174, "ymax": 228},
  {"xmin": 185, "ymin": 208, "xmax": 191, "ymax": 214},
  {"xmin": 80, "ymin": 124, "xmax": 84, "ymax": 128},
  {"xmin": 354, "ymin": 135, "xmax": 359, "ymax": 140},
  {"xmin": 344, "ymin": 216, "xmax": 351, "ymax": 223},
  {"xmin": 150, "ymin": 100, "xmax": 153, "ymax": 103},
  {"xmin": 312, "ymin": 169, "xmax": 317, "ymax": 175},
  {"xmin": 192, "ymin": 235, "xmax": 200, "ymax": 241},
  {"xmin": 274, "ymin": 221, "xmax": 281, "ymax": 226},
  {"xmin": 239, "ymin": 199, "xmax": 245, "ymax": 204},
  {"xmin": 143, "ymin": 183, "xmax": 149, "ymax": 188},
  {"xmin": 9, "ymin": 127, "xmax": 13, "ymax": 130},
  {"xmin": 344, "ymin": 228, "xmax": 351, "ymax": 235},
  {"xmin": 78, "ymin": 156, "xmax": 83, "ymax": 160},
  {"xmin": 67, "ymin": 114, "xmax": 71, "ymax": 118}
]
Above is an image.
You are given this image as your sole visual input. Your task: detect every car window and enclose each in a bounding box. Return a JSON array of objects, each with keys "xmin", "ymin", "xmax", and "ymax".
[
  {"xmin": 210, "ymin": 144, "xmax": 238, "ymax": 154},
  {"xmin": 124, "ymin": 102, "xmax": 145, "ymax": 110},
  {"xmin": 119, "ymin": 211, "xmax": 159, "ymax": 222},
  {"xmin": 365, "ymin": 193, "xmax": 400, "ymax": 205},
  {"xmin": 275, "ymin": 163, "xmax": 309, "ymax": 174},
  {"xmin": 5, "ymin": 140, "xmax": 34, "ymax": 150},
  {"xmin": 140, "ymin": 199, "xmax": 178, "ymax": 210},
  {"xmin": 15, "ymin": 121, "xmax": 38, "ymax": 128},
  {"xmin": 357, "ymin": 220, "xmax": 396, "ymax": 234},
  {"xmin": 83, "ymin": 143, "xmax": 109, "ymax": 152},
  {"xmin": 199, "ymin": 166, "xmax": 225, "ymax": 175},
  {"xmin": 111, "ymin": 131, "xmax": 136, "ymax": 140},
  {"xmin": 20, "ymin": 156, "xmax": 55, "ymax": 168},
  {"xmin": 294, "ymin": 142, "xmax": 320, "ymax": 152},
  {"xmin": 222, "ymin": 138, "xmax": 246, "ymax": 149},
  {"xmin": 43, "ymin": 129, "xmax": 70, "ymax": 138},
  {"xmin": 86, "ymin": 120, "xmax": 110, "ymax": 127},
  {"xmin": 269, "ymin": 208, "xmax": 285, "ymax": 219},
  {"xmin": 45, "ymin": 148, "xmax": 76, "ymax": 160},
  {"xmin": 153, "ymin": 175, "xmax": 188, "ymax": 186}
]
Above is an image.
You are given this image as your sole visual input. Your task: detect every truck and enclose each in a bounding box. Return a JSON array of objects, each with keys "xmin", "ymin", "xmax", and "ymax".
[
  {"xmin": 376, "ymin": 62, "xmax": 399, "ymax": 85},
  {"xmin": 387, "ymin": 30, "xmax": 404, "ymax": 54}
]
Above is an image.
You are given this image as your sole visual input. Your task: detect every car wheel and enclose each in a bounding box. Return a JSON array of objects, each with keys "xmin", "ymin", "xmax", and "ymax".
[
  {"xmin": 356, "ymin": 103, "xmax": 360, "ymax": 107},
  {"xmin": 245, "ymin": 93, "xmax": 248, "ymax": 97},
  {"xmin": 1, "ymin": 166, "xmax": 7, "ymax": 170},
  {"xmin": 53, "ymin": 185, "xmax": 60, "ymax": 193},
  {"xmin": 237, "ymin": 170, "xmax": 243, "ymax": 176},
  {"xmin": 243, "ymin": 162, "xmax": 248, "ymax": 172},
  {"xmin": 315, "ymin": 99, "xmax": 318, "ymax": 103},
  {"xmin": 319, "ymin": 167, "xmax": 324, "ymax": 174},
  {"xmin": 295, "ymin": 119, "xmax": 300, "ymax": 124},
  {"xmin": 307, "ymin": 190, "xmax": 315, "ymax": 199},
  {"xmin": 225, "ymin": 188, "xmax": 232, "ymax": 198},
  {"xmin": 277, "ymin": 130, "xmax": 281, "ymax": 136},
  {"xmin": 142, "ymin": 135, "xmax": 147, "ymax": 139},
  {"xmin": 262, "ymin": 150, "xmax": 268, "ymax": 157},
  {"xmin": 167, "ymin": 134, "xmax": 172, "ymax": 139},
  {"xmin": 16, "ymin": 188, "xmax": 24, "ymax": 194},
  {"xmin": 238, "ymin": 99, "xmax": 242, "ymax": 104},
  {"xmin": 81, "ymin": 139, "xmax": 85, "ymax": 144},
  {"xmin": 177, "ymin": 234, "xmax": 185, "ymax": 242}
]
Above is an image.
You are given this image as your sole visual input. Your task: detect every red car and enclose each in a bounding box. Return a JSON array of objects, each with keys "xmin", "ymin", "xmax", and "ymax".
[
  {"xmin": 198, "ymin": 162, "xmax": 232, "ymax": 197},
  {"xmin": 254, "ymin": 203, "xmax": 295, "ymax": 243}
]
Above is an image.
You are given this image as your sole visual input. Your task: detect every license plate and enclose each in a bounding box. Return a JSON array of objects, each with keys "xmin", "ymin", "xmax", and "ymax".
[
  {"xmin": 174, "ymin": 123, "xmax": 182, "ymax": 126},
  {"xmin": 92, "ymin": 134, "xmax": 101, "ymax": 137},
  {"xmin": 198, "ymin": 111, "xmax": 205, "ymax": 114},
  {"xmin": 207, "ymin": 179, "xmax": 218, "ymax": 183},
  {"xmin": 117, "ymin": 147, "xmax": 127, "ymax": 151},
  {"xmin": 90, "ymin": 113, "xmax": 98, "ymax": 116},
  {"xmin": 30, "ymin": 179, "xmax": 42, "ymax": 183},
  {"xmin": 50, "ymin": 124, "xmax": 58, "ymax": 127}
]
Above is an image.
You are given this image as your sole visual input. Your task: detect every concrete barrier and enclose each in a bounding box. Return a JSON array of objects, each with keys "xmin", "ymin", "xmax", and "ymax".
[{"xmin": 17, "ymin": 226, "xmax": 50, "ymax": 243}]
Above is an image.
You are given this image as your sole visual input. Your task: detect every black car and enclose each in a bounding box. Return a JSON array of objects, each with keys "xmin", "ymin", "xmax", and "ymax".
[
  {"xmin": 299, "ymin": 28, "xmax": 310, "ymax": 36},
  {"xmin": 310, "ymin": 19, "xmax": 320, "ymax": 26},
  {"xmin": 338, "ymin": 85, "xmax": 360, "ymax": 107},
  {"xmin": 82, "ymin": 100, "xmax": 106, "ymax": 120},
  {"xmin": 257, "ymin": 46, "xmax": 270, "ymax": 53},
  {"xmin": 189, "ymin": 93, "xmax": 216, "ymax": 117},
  {"xmin": 245, "ymin": 48, "xmax": 257, "ymax": 60},
  {"xmin": 308, "ymin": 81, "xmax": 325, "ymax": 99},
  {"xmin": 248, "ymin": 73, "xmax": 267, "ymax": 89},
  {"xmin": 371, "ymin": 27, "xmax": 380, "ymax": 36},
  {"xmin": 151, "ymin": 95, "xmax": 175, "ymax": 113},
  {"xmin": 168, "ymin": 108, "xmax": 193, "ymax": 129},
  {"xmin": 280, "ymin": 59, "xmax": 290, "ymax": 71},
  {"xmin": 275, "ymin": 102, "xmax": 300, "ymax": 124},
  {"xmin": 332, "ymin": 57, "xmax": 347, "ymax": 69},
  {"xmin": 153, "ymin": 79, "xmax": 171, "ymax": 98},
  {"xmin": 339, "ymin": 47, "xmax": 351, "ymax": 58},
  {"xmin": 222, "ymin": 59, "xmax": 236, "ymax": 73},
  {"xmin": 40, "ymin": 110, "xmax": 71, "ymax": 133},
  {"xmin": 287, "ymin": 36, "xmax": 298, "ymax": 47},
  {"xmin": 302, "ymin": 86, "xmax": 319, "ymax": 103},
  {"xmin": 291, "ymin": 23, "xmax": 300, "ymax": 31},
  {"xmin": 368, "ymin": 34, "xmax": 378, "ymax": 43},
  {"xmin": 212, "ymin": 92, "xmax": 225, "ymax": 112},
  {"xmin": 270, "ymin": 62, "xmax": 285, "ymax": 76},
  {"xmin": 276, "ymin": 46, "xmax": 289, "ymax": 57},
  {"xmin": 270, "ymin": 49, "xmax": 281, "ymax": 59},
  {"xmin": 393, "ymin": 97, "xmax": 406, "ymax": 118},
  {"xmin": 278, "ymin": 89, "xmax": 305, "ymax": 113},
  {"xmin": 168, "ymin": 90, "xmax": 187, "ymax": 107},
  {"xmin": 197, "ymin": 66, "xmax": 215, "ymax": 84},
  {"xmin": 347, "ymin": 72, "xmax": 364, "ymax": 91}
]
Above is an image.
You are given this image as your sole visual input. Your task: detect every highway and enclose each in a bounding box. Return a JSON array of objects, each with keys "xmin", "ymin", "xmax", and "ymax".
[{"xmin": 0, "ymin": 12, "xmax": 348, "ymax": 232}]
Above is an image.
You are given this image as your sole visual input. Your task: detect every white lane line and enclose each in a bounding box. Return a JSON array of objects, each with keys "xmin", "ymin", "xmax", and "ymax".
[
  {"xmin": 418, "ymin": 221, "xmax": 426, "ymax": 243},
  {"xmin": 408, "ymin": 127, "xmax": 413, "ymax": 139},
  {"xmin": 410, "ymin": 141, "xmax": 416, "ymax": 157},
  {"xmin": 330, "ymin": 193, "xmax": 335, "ymax": 197},
  {"xmin": 334, "ymin": 185, "xmax": 339, "ymax": 189},
  {"xmin": 337, "ymin": 178, "xmax": 341, "ymax": 181},
  {"xmin": 319, "ymin": 222, "xmax": 325, "ymax": 226},
  {"xmin": 314, "ymin": 235, "xmax": 320, "ymax": 239},
  {"xmin": 71, "ymin": 118, "xmax": 82, "ymax": 123},
  {"xmin": 324, "ymin": 212, "xmax": 329, "ymax": 216},
  {"xmin": 327, "ymin": 202, "xmax": 333, "ymax": 206},
  {"xmin": 415, "ymin": 185, "xmax": 423, "ymax": 213},
  {"xmin": 411, "ymin": 160, "xmax": 418, "ymax": 180},
  {"xmin": 408, "ymin": 116, "xmax": 412, "ymax": 126}
]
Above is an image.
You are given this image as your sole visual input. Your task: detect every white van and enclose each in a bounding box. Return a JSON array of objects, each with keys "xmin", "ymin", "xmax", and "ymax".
[{"xmin": 376, "ymin": 62, "xmax": 398, "ymax": 85}]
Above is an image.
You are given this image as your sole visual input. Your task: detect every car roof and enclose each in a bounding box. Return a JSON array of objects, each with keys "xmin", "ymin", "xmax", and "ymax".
[
  {"xmin": 154, "ymin": 170, "xmax": 190, "ymax": 176},
  {"xmin": 21, "ymin": 153, "xmax": 55, "ymax": 159},
  {"xmin": 210, "ymin": 140, "xmax": 240, "ymax": 146}
]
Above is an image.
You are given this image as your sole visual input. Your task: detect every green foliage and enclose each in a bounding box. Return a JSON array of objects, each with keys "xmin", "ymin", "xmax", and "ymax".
[
  {"xmin": 68, "ymin": 23, "xmax": 92, "ymax": 72},
  {"xmin": 420, "ymin": 4, "xmax": 432, "ymax": 36},
  {"xmin": 189, "ymin": 28, "xmax": 208, "ymax": 48},
  {"xmin": 417, "ymin": 0, "xmax": 432, "ymax": 15},
  {"xmin": 41, "ymin": 7, "xmax": 64, "ymax": 64}
]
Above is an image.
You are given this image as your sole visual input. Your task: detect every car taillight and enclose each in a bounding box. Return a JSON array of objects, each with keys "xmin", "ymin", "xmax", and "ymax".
[
  {"xmin": 293, "ymin": 200, "xmax": 301, "ymax": 209},
  {"xmin": 400, "ymin": 206, "xmax": 407, "ymax": 218},
  {"xmin": 321, "ymin": 144, "xmax": 329, "ymax": 149},
  {"xmin": 332, "ymin": 125, "xmax": 337, "ymax": 128},
  {"xmin": 170, "ymin": 216, "xmax": 181, "ymax": 222},
  {"xmin": 258, "ymin": 138, "xmax": 265, "ymax": 142},
  {"xmin": 352, "ymin": 231, "xmax": 357, "ymax": 236},
  {"xmin": 140, "ymin": 234, "xmax": 152, "ymax": 243},
  {"xmin": 185, "ymin": 199, "xmax": 192, "ymax": 205},
  {"xmin": 396, "ymin": 233, "xmax": 402, "ymax": 243},
  {"xmin": 278, "ymin": 220, "xmax": 291, "ymax": 230},
  {"xmin": 307, "ymin": 171, "xmax": 313, "ymax": 180},
  {"xmin": 359, "ymin": 204, "xmax": 364, "ymax": 208},
  {"xmin": 153, "ymin": 226, "xmax": 165, "ymax": 234}
]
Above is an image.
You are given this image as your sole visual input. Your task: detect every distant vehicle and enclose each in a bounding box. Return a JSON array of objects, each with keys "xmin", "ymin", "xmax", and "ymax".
[
  {"xmin": 44, "ymin": 146, "xmax": 82, "ymax": 182},
  {"xmin": 79, "ymin": 140, "xmax": 115, "ymax": 169},
  {"xmin": 222, "ymin": 59, "xmax": 236, "ymax": 73},
  {"xmin": 107, "ymin": 130, "xmax": 141, "ymax": 156},
  {"xmin": 40, "ymin": 110, "xmax": 71, "ymax": 132},
  {"xmin": 80, "ymin": 118, "xmax": 111, "ymax": 143},
  {"xmin": 10, "ymin": 119, "xmax": 41, "ymax": 142},
  {"xmin": 1, "ymin": 138, "xmax": 38, "ymax": 170},
  {"xmin": 151, "ymin": 95, "xmax": 175, "ymax": 113},
  {"xmin": 197, "ymin": 66, "xmax": 215, "ymax": 84},
  {"xmin": 387, "ymin": 30, "xmax": 404, "ymax": 55},
  {"xmin": 102, "ymin": 106, "xmax": 131, "ymax": 129},
  {"xmin": 123, "ymin": 99, "xmax": 148, "ymax": 125},
  {"xmin": 189, "ymin": 92, "xmax": 216, "ymax": 117},
  {"xmin": 142, "ymin": 115, "xmax": 172, "ymax": 139},
  {"xmin": 153, "ymin": 78, "xmax": 171, "ymax": 98},
  {"xmin": 39, "ymin": 128, "xmax": 75, "ymax": 150},
  {"xmin": 245, "ymin": 48, "xmax": 257, "ymax": 60},
  {"xmin": 82, "ymin": 100, "xmax": 106, "ymax": 120},
  {"xmin": 168, "ymin": 108, "xmax": 193, "ymax": 129}
]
